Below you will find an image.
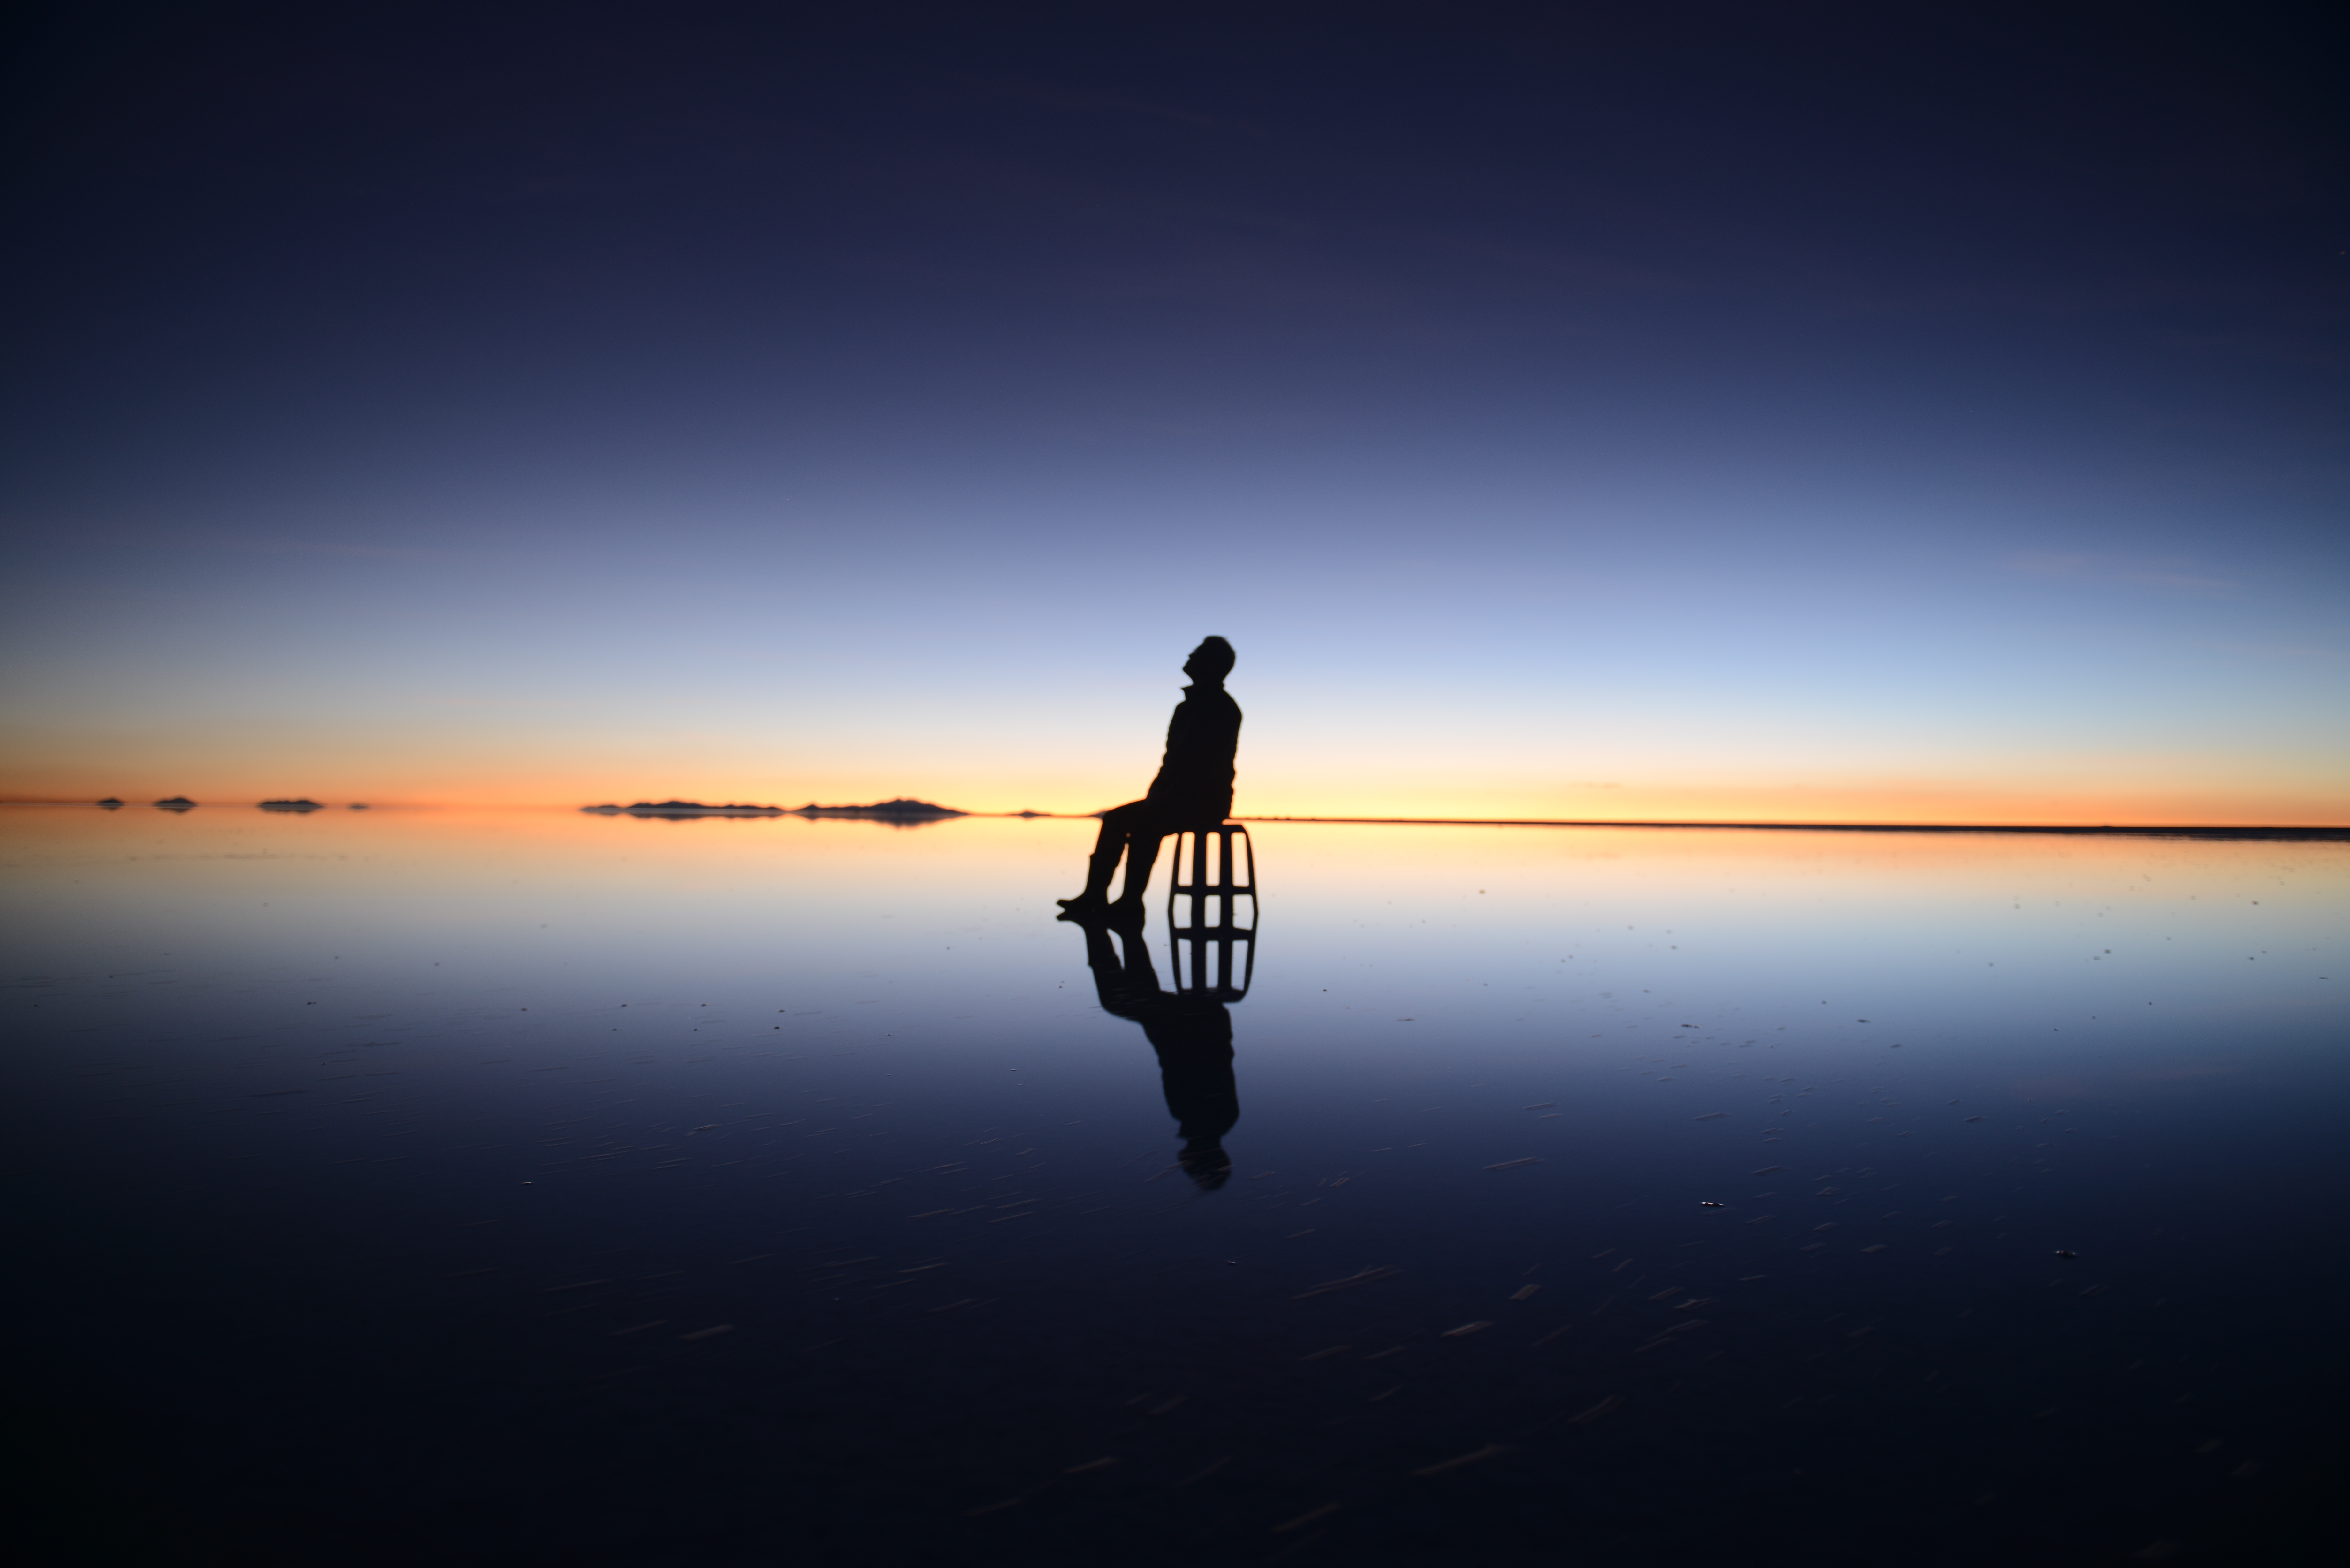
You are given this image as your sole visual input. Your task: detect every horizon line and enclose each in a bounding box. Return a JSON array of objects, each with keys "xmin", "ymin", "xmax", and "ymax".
[
  {"xmin": 1230, "ymin": 815, "xmax": 2350, "ymax": 842},
  {"xmin": 5, "ymin": 799, "xmax": 2345, "ymax": 840}
]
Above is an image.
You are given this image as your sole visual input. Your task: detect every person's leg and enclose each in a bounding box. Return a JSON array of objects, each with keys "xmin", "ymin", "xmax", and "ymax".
[
  {"xmin": 1059, "ymin": 801, "xmax": 1146, "ymax": 909},
  {"xmin": 1113, "ymin": 805, "xmax": 1177, "ymax": 911},
  {"xmin": 1114, "ymin": 921, "xmax": 1164, "ymax": 993}
]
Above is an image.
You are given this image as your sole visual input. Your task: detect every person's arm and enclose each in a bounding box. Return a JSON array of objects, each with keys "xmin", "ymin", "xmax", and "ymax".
[{"xmin": 1149, "ymin": 698, "xmax": 1191, "ymax": 790}]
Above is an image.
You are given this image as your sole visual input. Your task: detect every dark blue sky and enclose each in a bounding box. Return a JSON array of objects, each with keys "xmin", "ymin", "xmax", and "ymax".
[{"xmin": 4, "ymin": 2, "xmax": 2344, "ymax": 817}]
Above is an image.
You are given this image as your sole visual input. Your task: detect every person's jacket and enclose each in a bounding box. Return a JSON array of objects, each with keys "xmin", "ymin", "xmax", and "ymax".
[{"xmin": 1146, "ymin": 683, "xmax": 1242, "ymax": 823}]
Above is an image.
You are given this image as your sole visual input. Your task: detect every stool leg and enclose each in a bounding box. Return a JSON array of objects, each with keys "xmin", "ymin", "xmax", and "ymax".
[
  {"xmin": 1170, "ymin": 828, "xmax": 1196, "ymax": 930},
  {"xmin": 1222, "ymin": 827, "xmax": 1241, "ymax": 926}
]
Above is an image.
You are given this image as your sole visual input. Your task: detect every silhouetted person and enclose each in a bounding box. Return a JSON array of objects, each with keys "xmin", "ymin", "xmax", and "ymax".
[
  {"xmin": 1074, "ymin": 917, "xmax": 1238, "ymax": 1191},
  {"xmin": 1058, "ymin": 636, "xmax": 1241, "ymax": 922}
]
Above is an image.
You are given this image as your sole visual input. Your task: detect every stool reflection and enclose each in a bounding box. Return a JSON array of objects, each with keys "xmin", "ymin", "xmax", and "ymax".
[{"xmin": 1166, "ymin": 823, "xmax": 1255, "ymax": 1000}]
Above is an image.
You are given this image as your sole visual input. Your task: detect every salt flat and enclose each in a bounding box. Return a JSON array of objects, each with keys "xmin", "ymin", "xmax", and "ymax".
[{"xmin": 7, "ymin": 805, "xmax": 2342, "ymax": 1564}]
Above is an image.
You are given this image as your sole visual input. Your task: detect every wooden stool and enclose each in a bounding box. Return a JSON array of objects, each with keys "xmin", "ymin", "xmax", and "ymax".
[{"xmin": 1167, "ymin": 823, "xmax": 1256, "ymax": 1000}]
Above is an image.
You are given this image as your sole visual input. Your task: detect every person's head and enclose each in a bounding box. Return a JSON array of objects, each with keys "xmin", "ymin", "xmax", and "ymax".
[{"xmin": 1184, "ymin": 636, "xmax": 1236, "ymax": 685}]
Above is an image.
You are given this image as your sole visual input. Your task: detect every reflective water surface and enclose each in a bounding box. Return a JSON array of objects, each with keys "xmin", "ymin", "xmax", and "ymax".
[{"xmin": 9, "ymin": 806, "xmax": 2345, "ymax": 1564}]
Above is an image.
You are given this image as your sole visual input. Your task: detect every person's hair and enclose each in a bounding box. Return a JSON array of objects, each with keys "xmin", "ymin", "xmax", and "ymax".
[{"xmin": 1193, "ymin": 636, "xmax": 1236, "ymax": 680}]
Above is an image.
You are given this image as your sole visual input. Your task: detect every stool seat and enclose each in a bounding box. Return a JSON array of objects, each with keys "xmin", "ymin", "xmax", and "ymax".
[{"xmin": 1167, "ymin": 822, "xmax": 1256, "ymax": 1000}]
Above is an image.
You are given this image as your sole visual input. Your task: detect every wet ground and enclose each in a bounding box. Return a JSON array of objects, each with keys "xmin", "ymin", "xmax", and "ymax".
[{"xmin": 8, "ymin": 805, "xmax": 2343, "ymax": 1564}]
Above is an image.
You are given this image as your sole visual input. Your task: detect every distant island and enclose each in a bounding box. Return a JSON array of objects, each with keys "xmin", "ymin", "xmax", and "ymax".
[
  {"xmin": 793, "ymin": 798, "xmax": 966, "ymax": 819},
  {"xmin": 154, "ymin": 796, "xmax": 198, "ymax": 810},
  {"xmin": 582, "ymin": 800, "xmax": 785, "ymax": 817},
  {"xmin": 580, "ymin": 798, "xmax": 966, "ymax": 821},
  {"xmin": 259, "ymin": 798, "xmax": 324, "ymax": 812},
  {"xmin": 97, "ymin": 797, "xmax": 123, "ymax": 808}
]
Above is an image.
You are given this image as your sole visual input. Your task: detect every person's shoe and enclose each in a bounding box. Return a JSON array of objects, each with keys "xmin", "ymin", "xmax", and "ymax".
[
  {"xmin": 1106, "ymin": 895, "xmax": 1148, "ymax": 929},
  {"xmin": 1055, "ymin": 892, "xmax": 1110, "ymax": 920}
]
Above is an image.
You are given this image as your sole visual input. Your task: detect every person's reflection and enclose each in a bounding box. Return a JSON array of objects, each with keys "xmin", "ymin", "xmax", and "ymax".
[{"xmin": 1073, "ymin": 917, "xmax": 1238, "ymax": 1191}]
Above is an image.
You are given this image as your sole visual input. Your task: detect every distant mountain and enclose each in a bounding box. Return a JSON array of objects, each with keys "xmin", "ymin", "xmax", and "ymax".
[
  {"xmin": 793, "ymin": 799, "xmax": 965, "ymax": 819},
  {"xmin": 153, "ymin": 796, "xmax": 197, "ymax": 810},
  {"xmin": 260, "ymin": 799, "xmax": 324, "ymax": 812},
  {"xmin": 579, "ymin": 797, "xmax": 967, "ymax": 821},
  {"xmin": 97, "ymin": 797, "xmax": 123, "ymax": 808},
  {"xmin": 581, "ymin": 801, "xmax": 786, "ymax": 817}
]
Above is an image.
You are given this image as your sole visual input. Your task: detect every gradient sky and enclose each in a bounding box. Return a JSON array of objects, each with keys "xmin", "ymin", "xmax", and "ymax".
[{"xmin": 4, "ymin": 2, "xmax": 2344, "ymax": 821}]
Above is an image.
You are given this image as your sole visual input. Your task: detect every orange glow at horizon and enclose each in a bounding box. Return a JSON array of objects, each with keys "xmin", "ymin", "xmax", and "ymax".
[{"xmin": 5, "ymin": 764, "xmax": 2342, "ymax": 827}]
